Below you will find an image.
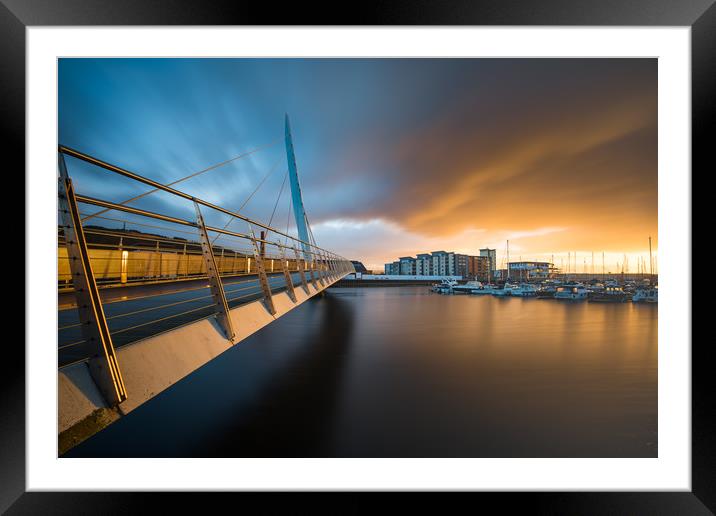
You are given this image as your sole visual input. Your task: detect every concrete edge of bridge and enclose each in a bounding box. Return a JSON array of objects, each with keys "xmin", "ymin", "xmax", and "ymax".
[{"xmin": 58, "ymin": 272, "xmax": 349, "ymax": 454}]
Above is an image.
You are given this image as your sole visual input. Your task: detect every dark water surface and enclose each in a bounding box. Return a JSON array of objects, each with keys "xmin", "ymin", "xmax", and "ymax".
[{"xmin": 67, "ymin": 286, "xmax": 657, "ymax": 458}]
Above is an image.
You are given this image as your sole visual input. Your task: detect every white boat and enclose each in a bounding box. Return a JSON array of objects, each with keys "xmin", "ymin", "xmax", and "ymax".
[
  {"xmin": 452, "ymin": 280, "xmax": 485, "ymax": 294},
  {"xmin": 510, "ymin": 283, "xmax": 539, "ymax": 297},
  {"xmin": 492, "ymin": 282, "xmax": 518, "ymax": 297},
  {"xmin": 554, "ymin": 283, "xmax": 588, "ymax": 301},
  {"xmin": 471, "ymin": 284, "xmax": 497, "ymax": 295},
  {"xmin": 536, "ymin": 285, "xmax": 557, "ymax": 298},
  {"xmin": 589, "ymin": 285, "xmax": 629, "ymax": 302},
  {"xmin": 431, "ymin": 278, "xmax": 458, "ymax": 293},
  {"xmin": 632, "ymin": 286, "xmax": 658, "ymax": 303}
]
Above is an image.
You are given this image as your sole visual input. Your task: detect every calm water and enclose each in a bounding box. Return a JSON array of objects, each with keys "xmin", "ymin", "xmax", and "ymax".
[{"xmin": 67, "ymin": 286, "xmax": 657, "ymax": 458}]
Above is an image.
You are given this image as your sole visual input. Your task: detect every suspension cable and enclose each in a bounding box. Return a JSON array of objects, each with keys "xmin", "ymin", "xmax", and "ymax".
[
  {"xmin": 268, "ymin": 170, "xmax": 289, "ymax": 228},
  {"xmin": 81, "ymin": 139, "xmax": 279, "ymax": 222},
  {"xmin": 284, "ymin": 194, "xmax": 293, "ymax": 247},
  {"xmin": 211, "ymin": 155, "xmax": 283, "ymax": 243},
  {"xmin": 303, "ymin": 212, "xmax": 316, "ymax": 247}
]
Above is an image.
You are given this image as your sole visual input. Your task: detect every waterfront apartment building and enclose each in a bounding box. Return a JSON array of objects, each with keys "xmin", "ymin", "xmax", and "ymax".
[
  {"xmin": 383, "ymin": 251, "xmax": 487, "ymax": 278},
  {"xmin": 480, "ymin": 248, "xmax": 497, "ymax": 278},
  {"xmin": 467, "ymin": 255, "xmax": 491, "ymax": 282},
  {"xmin": 399, "ymin": 256, "xmax": 416, "ymax": 275},
  {"xmin": 455, "ymin": 254, "xmax": 469, "ymax": 279},
  {"xmin": 430, "ymin": 251, "xmax": 456, "ymax": 276},
  {"xmin": 415, "ymin": 253, "xmax": 432, "ymax": 275},
  {"xmin": 384, "ymin": 251, "xmax": 552, "ymax": 281},
  {"xmin": 384, "ymin": 261, "xmax": 401, "ymax": 275}
]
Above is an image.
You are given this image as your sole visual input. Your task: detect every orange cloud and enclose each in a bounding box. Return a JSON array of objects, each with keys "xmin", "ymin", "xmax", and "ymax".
[{"xmin": 318, "ymin": 60, "xmax": 657, "ymax": 265}]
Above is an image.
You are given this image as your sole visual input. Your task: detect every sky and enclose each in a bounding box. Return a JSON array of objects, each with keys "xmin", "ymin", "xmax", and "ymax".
[{"xmin": 59, "ymin": 58, "xmax": 657, "ymax": 272}]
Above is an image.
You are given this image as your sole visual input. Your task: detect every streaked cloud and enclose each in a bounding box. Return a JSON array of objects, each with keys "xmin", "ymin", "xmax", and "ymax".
[{"xmin": 59, "ymin": 58, "xmax": 657, "ymax": 271}]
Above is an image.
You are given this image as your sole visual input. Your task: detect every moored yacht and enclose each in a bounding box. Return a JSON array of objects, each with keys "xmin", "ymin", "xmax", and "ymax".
[
  {"xmin": 510, "ymin": 283, "xmax": 539, "ymax": 297},
  {"xmin": 471, "ymin": 284, "xmax": 497, "ymax": 295},
  {"xmin": 452, "ymin": 280, "xmax": 485, "ymax": 294},
  {"xmin": 632, "ymin": 286, "xmax": 658, "ymax": 303},
  {"xmin": 589, "ymin": 285, "xmax": 629, "ymax": 302},
  {"xmin": 492, "ymin": 282, "xmax": 519, "ymax": 297},
  {"xmin": 536, "ymin": 285, "xmax": 557, "ymax": 298},
  {"xmin": 554, "ymin": 283, "xmax": 589, "ymax": 301},
  {"xmin": 431, "ymin": 278, "xmax": 458, "ymax": 294}
]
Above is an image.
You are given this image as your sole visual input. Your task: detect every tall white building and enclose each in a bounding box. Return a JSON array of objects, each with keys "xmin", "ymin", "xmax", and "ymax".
[
  {"xmin": 399, "ymin": 256, "xmax": 416, "ymax": 275},
  {"xmin": 480, "ymin": 248, "xmax": 497, "ymax": 278},
  {"xmin": 431, "ymin": 251, "xmax": 449, "ymax": 275},
  {"xmin": 415, "ymin": 253, "xmax": 432, "ymax": 275}
]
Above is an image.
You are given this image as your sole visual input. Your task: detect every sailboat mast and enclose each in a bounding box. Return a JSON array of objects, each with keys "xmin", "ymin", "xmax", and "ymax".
[
  {"xmin": 506, "ymin": 240, "xmax": 510, "ymax": 280},
  {"xmin": 648, "ymin": 236, "xmax": 653, "ymax": 280},
  {"xmin": 573, "ymin": 251, "xmax": 577, "ymax": 279}
]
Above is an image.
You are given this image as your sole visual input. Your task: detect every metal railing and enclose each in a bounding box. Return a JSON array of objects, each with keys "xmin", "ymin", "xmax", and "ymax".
[{"xmin": 58, "ymin": 146, "xmax": 354, "ymax": 407}]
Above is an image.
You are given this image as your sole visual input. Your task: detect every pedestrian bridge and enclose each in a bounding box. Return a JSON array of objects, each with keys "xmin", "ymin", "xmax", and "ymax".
[{"xmin": 57, "ymin": 118, "xmax": 353, "ymax": 445}]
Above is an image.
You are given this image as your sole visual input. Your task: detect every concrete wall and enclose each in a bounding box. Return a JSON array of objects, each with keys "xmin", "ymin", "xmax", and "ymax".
[{"xmin": 58, "ymin": 273, "xmax": 344, "ymax": 434}]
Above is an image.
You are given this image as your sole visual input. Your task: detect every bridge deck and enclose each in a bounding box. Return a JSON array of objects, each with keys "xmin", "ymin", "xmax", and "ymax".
[{"xmin": 58, "ymin": 272, "xmax": 302, "ymax": 367}]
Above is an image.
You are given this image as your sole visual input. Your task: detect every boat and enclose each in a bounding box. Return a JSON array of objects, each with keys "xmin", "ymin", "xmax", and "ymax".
[
  {"xmin": 554, "ymin": 283, "xmax": 589, "ymax": 301},
  {"xmin": 431, "ymin": 278, "xmax": 458, "ymax": 294},
  {"xmin": 452, "ymin": 280, "xmax": 485, "ymax": 294},
  {"xmin": 632, "ymin": 286, "xmax": 658, "ymax": 303},
  {"xmin": 510, "ymin": 283, "xmax": 539, "ymax": 297},
  {"xmin": 471, "ymin": 284, "xmax": 497, "ymax": 295},
  {"xmin": 536, "ymin": 285, "xmax": 557, "ymax": 298},
  {"xmin": 492, "ymin": 282, "xmax": 518, "ymax": 297},
  {"xmin": 589, "ymin": 285, "xmax": 629, "ymax": 302}
]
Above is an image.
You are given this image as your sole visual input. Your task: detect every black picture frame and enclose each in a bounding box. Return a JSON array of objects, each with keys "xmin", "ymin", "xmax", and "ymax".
[{"xmin": 6, "ymin": 1, "xmax": 708, "ymax": 513}]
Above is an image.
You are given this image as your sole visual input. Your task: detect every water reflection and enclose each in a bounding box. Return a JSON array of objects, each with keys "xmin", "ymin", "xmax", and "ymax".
[{"xmin": 68, "ymin": 286, "xmax": 656, "ymax": 458}]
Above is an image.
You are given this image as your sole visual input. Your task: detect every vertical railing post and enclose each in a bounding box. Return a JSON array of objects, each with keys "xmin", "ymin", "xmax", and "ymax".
[
  {"xmin": 326, "ymin": 253, "xmax": 333, "ymax": 280},
  {"xmin": 292, "ymin": 246, "xmax": 311, "ymax": 294},
  {"xmin": 194, "ymin": 201, "xmax": 235, "ymax": 342},
  {"xmin": 305, "ymin": 249, "xmax": 319, "ymax": 290},
  {"xmin": 249, "ymin": 229, "xmax": 276, "ymax": 315},
  {"xmin": 321, "ymin": 251, "xmax": 332, "ymax": 282},
  {"xmin": 58, "ymin": 152, "xmax": 127, "ymax": 406},
  {"xmin": 316, "ymin": 252, "xmax": 324, "ymax": 280},
  {"xmin": 315, "ymin": 250, "xmax": 326, "ymax": 286},
  {"xmin": 278, "ymin": 244, "xmax": 297, "ymax": 303},
  {"xmin": 119, "ymin": 236, "xmax": 127, "ymax": 284},
  {"xmin": 156, "ymin": 240, "xmax": 161, "ymax": 279},
  {"xmin": 326, "ymin": 254, "xmax": 333, "ymax": 280}
]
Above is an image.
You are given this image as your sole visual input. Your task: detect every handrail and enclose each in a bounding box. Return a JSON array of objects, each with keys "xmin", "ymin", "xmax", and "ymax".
[
  {"xmin": 75, "ymin": 194, "xmax": 328, "ymax": 260},
  {"xmin": 59, "ymin": 145, "xmax": 347, "ymax": 260}
]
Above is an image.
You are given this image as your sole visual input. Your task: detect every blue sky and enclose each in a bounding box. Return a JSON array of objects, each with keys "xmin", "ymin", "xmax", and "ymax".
[{"xmin": 59, "ymin": 58, "xmax": 657, "ymax": 270}]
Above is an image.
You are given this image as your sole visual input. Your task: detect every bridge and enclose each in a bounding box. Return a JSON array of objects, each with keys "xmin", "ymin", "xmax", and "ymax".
[{"xmin": 57, "ymin": 116, "xmax": 354, "ymax": 448}]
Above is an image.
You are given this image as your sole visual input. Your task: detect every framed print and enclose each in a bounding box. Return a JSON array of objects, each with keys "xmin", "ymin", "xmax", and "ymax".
[{"xmin": 7, "ymin": 0, "xmax": 710, "ymax": 513}]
